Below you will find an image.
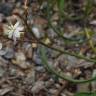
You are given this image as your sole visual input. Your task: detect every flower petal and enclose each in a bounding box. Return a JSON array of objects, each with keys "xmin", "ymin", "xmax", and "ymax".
[
  {"xmin": 16, "ymin": 26, "xmax": 24, "ymax": 31},
  {"xmin": 14, "ymin": 21, "xmax": 20, "ymax": 29}
]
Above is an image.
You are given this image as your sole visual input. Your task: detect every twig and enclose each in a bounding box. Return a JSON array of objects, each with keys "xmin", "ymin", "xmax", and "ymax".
[{"xmin": 55, "ymin": 81, "xmax": 68, "ymax": 96}]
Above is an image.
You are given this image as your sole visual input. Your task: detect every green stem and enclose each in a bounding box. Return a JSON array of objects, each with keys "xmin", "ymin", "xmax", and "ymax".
[
  {"xmin": 40, "ymin": 46, "xmax": 96, "ymax": 83},
  {"xmin": 18, "ymin": 13, "xmax": 96, "ymax": 63},
  {"xmin": 39, "ymin": 41, "xmax": 96, "ymax": 63},
  {"xmin": 46, "ymin": 2, "xmax": 89, "ymax": 44},
  {"xmin": 19, "ymin": 11, "xmax": 96, "ymax": 83},
  {"xmin": 85, "ymin": 28, "xmax": 96, "ymax": 53}
]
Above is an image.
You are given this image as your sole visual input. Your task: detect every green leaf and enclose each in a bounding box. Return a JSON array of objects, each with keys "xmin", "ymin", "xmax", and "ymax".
[
  {"xmin": 57, "ymin": 0, "xmax": 65, "ymax": 16},
  {"xmin": 75, "ymin": 92, "xmax": 96, "ymax": 96},
  {"xmin": 84, "ymin": 0, "xmax": 93, "ymax": 16}
]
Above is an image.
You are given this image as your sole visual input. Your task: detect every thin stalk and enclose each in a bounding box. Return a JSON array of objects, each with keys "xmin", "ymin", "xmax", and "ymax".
[
  {"xmin": 18, "ymin": 11, "xmax": 96, "ymax": 83},
  {"xmin": 84, "ymin": 0, "xmax": 93, "ymax": 17},
  {"xmin": 39, "ymin": 41, "xmax": 96, "ymax": 63},
  {"xmin": 75, "ymin": 91, "xmax": 96, "ymax": 96},
  {"xmin": 48, "ymin": 21, "xmax": 90, "ymax": 44},
  {"xmin": 85, "ymin": 28, "xmax": 96, "ymax": 53},
  {"xmin": 46, "ymin": 2, "xmax": 89, "ymax": 44},
  {"xmin": 40, "ymin": 46, "xmax": 96, "ymax": 83},
  {"xmin": 18, "ymin": 13, "xmax": 96, "ymax": 63}
]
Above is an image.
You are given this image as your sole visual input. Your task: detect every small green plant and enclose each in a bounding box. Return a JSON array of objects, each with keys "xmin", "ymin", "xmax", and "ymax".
[{"xmin": 2, "ymin": 0, "xmax": 96, "ymax": 95}]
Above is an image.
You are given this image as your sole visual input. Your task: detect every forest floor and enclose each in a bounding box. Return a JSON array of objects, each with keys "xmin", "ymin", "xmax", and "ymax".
[{"xmin": 0, "ymin": 0, "xmax": 96, "ymax": 96}]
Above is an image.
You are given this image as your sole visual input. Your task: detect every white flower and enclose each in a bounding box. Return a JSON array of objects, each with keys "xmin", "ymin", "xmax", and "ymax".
[
  {"xmin": 4, "ymin": 21, "xmax": 24, "ymax": 41},
  {"xmin": 32, "ymin": 26, "xmax": 40, "ymax": 38}
]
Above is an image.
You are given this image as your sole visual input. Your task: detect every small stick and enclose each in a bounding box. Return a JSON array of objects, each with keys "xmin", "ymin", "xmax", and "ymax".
[{"xmin": 55, "ymin": 81, "xmax": 68, "ymax": 96}]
